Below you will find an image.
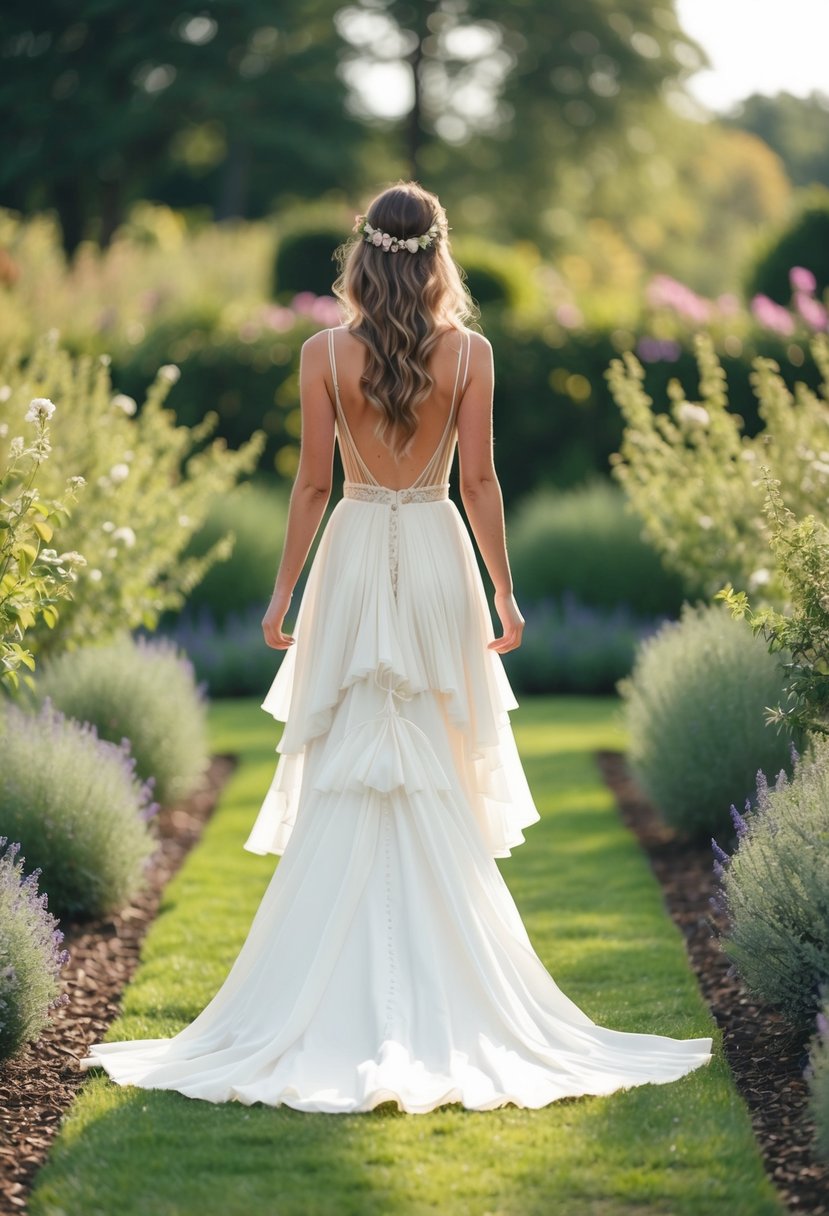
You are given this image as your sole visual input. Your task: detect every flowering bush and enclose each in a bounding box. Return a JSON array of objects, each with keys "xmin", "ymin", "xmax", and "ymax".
[
  {"xmin": 607, "ymin": 332, "xmax": 829, "ymax": 602},
  {"xmin": 712, "ymin": 734, "xmax": 829, "ymax": 1030},
  {"xmin": 806, "ymin": 990, "xmax": 829, "ymax": 1164},
  {"xmin": 0, "ymin": 394, "xmax": 86, "ymax": 688},
  {"xmin": 153, "ymin": 603, "xmax": 278, "ymax": 699},
  {"xmin": 717, "ymin": 469, "xmax": 829, "ymax": 737},
  {"xmin": 0, "ymin": 699, "xmax": 158, "ymax": 921},
  {"xmin": 29, "ymin": 632, "xmax": 209, "ymax": 806},
  {"xmin": 0, "ymin": 835, "xmax": 69, "ymax": 1062},
  {"xmin": 619, "ymin": 599, "xmax": 801, "ymax": 838},
  {"xmin": 0, "ymin": 332, "xmax": 265, "ymax": 659}
]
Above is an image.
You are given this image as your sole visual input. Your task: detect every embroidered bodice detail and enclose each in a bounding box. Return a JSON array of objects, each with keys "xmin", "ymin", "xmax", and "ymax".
[{"xmin": 328, "ymin": 327, "xmax": 471, "ymax": 598}]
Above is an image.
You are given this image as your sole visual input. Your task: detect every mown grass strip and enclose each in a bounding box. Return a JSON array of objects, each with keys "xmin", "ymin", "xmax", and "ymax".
[{"xmin": 29, "ymin": 696, "xmax": 782, "ymax": 1216}]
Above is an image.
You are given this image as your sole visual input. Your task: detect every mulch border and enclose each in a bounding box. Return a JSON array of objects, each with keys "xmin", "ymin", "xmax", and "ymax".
[
  {"xmin": 595, "ymin": 748, "xmax": 828, "ymax": 1216},
  {"xmin": 0, "ymin": 752, "xmax": 237, "ymax": 1215}
]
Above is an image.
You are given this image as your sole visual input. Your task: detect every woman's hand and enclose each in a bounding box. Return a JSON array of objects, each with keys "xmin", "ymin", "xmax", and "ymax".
[
  {"xmin": 488, "ymin": 590, "xmax": 524, "ymax": 654},
  {"xmin": 262, "ymin": 589, "xmax": 295, "ymax": 650}
]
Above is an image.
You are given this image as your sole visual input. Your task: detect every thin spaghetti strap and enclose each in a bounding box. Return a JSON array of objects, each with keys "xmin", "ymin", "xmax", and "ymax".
[
  {"xmin": 410, "ymin": 331, "xmax": 465, "ymax": 489},
  {"xmin": 460, "ymin": 329, "xmax": 471, "ymax": 395},
  {"xmin": 327, "ymin": 328, "xmax": 341, "ymax": 407}
]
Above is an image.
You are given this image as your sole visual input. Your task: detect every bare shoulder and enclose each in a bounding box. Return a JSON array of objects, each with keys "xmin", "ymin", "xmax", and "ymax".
[
  {"xmin": 463, "ymin": 329, "xmax": 493, "ymax": 378},
  {"xmin": 300, "ymin": 327, "xmax": 335, "ymax": 363}
]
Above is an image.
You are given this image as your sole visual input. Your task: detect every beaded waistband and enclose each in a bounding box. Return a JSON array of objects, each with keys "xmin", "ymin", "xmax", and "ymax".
[{"xmin": 342, "ymin": 481, "xmax": 449, "ymax": 505}]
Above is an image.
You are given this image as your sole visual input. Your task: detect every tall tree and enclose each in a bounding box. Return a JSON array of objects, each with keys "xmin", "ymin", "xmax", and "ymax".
[
  {"xmin": 725, "ymin": 91, "xmax": 829, "ymax": 191},
  {"xmin": 0, "ymin": 1, "xmax": 365, "ymax": 254},
  {"xmin": 337, "ymin": 0, "xmax": 707, "ymax": 243}
]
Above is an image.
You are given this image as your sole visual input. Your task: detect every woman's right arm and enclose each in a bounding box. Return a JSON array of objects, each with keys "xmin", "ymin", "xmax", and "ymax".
[{"xmin": 456, "ymin": 333, "xmax": 525, "ymax": 654}]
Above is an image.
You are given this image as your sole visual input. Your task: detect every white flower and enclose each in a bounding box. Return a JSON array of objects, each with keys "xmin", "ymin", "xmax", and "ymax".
[
  {"xmin": 159, "ymin": 364, "xmax": 180, "ymax": 384},
  {"xmin": 740, "ymin": 449, "xmax": 756, "ymax": 462},
  {"xmin": 25, "ymin": 397, "xmax": 56, "ymax": 424},
  {"xmin": 0, "ymin": 385, "xmax": 11, "ymax": 402},
  {"xmin": 111, "ymin": 526, "xmax": 136, "ymax": 547},
  {"xmin": 109, "ymin": 462, "xmax": 130, "ymax": 483},
  {"xmin": 8, "ymin": 436, "xmax": 23, "ymax": 458},
  {"xmin": 101, "ymin": 520, "xmax": 115, "ymax": 532},
  {"xmin": 697, "ymin": 514, "xmax": 714, "ymax": 530},
  {"xmin": 749, "ymin": 568, "xmax": 771, "ymax": 589},
  {"xmin": 178, "ymin": 513, "xmax": 191, "ymax": 527},
  {"xmin": 405, "ymin": 238, "xmax": 419, "ymax": 253},
  {"xmin": 58, "ymin": 550, "xmax": 87, "ymax": 566},
  {"xmin": 112, "ymin": 393, "xmax": 137, "ymax": 416},
  {"xmin": 812, "ymin": 460, "xmax": 829, "ymax": 477},
  {"xmin": 37, "ymin": 548, "xmax": 61, "ymax": 565},
  {"xmin": 676, "ymin": 401, "xmax": 710, "ymax": 427},
  {"xmin": 88, "ymin": 568, "xmax": 103, "ymax": 582},
  {"xmin": 68, "ymin": 475, "xmax": 86, "ymax": 490},
  {"xmin": 0, "ymin": 422, "xmax": 8, "ymax": 438},
  {"xmin": 105, "ymin": 545, "xmax": 118, "ymax": 559}
]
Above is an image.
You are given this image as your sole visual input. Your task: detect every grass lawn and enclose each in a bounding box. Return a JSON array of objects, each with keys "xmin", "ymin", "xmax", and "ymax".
[{"xmin": 29, "ymin": 696, "xmax": 782, "ymax": 1216}]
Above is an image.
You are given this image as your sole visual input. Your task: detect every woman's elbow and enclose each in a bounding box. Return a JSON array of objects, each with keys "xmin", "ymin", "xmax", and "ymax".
[{"xmin": 460, "ymin": 470, "xmax": 497, "ymax": 501}]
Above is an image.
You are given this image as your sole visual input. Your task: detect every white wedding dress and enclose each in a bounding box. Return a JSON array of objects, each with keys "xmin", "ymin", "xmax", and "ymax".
[{"xmin": 80, "ymin": 327, "xmax": 713, "ymax": 1112}]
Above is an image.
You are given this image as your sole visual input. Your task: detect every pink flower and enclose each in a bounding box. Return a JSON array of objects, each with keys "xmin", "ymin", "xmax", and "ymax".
[
  {"xmin": 291, "ymin": 292, "xmax": 317, "ymax": 315},
  {"xmin": 789, "ymin": 266, "xmax": 817, "ymax": 295},
  {"xmin": 750, "ymin": 294, "xmax": 795, "ymax": 336},
  {"xmin": 795, "ymin": 292, "xmax": 829, "ymax": 331},
  {"xmin": 381, "ymin": 233, "xmax": 392, "ymax": 249},
  {"xmin": 371, "ymin": 231, "xmax": 383, "ymax": 246}
]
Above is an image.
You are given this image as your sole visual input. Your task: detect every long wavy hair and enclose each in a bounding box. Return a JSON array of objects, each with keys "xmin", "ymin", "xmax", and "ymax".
[{"xmin": 332, "ymin": 181, "xmax": 478, "ymax": 460}]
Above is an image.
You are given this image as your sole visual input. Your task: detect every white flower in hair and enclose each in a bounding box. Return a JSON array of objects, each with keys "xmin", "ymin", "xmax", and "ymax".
[{"xmin": 355, "ymin": 215, "xmax": 443, "ymax": 253}]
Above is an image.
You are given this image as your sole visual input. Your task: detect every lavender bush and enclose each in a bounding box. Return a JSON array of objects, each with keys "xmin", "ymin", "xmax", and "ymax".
[
  {"xmin": 29, "ymin": 631, "xmax": 209, "ymax": 805},
  {"xmin": 712, "ymin": 735, "xmax": 829, "ymax": 1029},
  {"xmin": 619, "ymin": 599, "xmax": 802, "ymax": 838},
  {"xmin": 149, "ymin": 602, "xmax": 279, "ymax": 699},
  {"xmin": 0, "ymin": 699, "xmax": 158, "ymax": 921},
  {"xmin": 501, "ymin": 591, "xmax": 665, "ymax": 695},
  {"xmin": 0, "ymin": 835, "xmax": 70, "ymax": 1061},
  {"xmin": 806, "ymin": 990, "xmax": 829, "ymax": 1163}
]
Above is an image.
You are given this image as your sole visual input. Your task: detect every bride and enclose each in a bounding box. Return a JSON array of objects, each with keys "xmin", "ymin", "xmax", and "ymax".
[{"xmin": 80, "ymin": 180, "xmax": 713, "ymax": 1112}]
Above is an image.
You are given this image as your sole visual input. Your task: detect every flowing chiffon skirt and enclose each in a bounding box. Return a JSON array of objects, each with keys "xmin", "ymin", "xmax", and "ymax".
[{"xmin": 79, "ymin": 492, "xmax": 713, "ymax": 1112}]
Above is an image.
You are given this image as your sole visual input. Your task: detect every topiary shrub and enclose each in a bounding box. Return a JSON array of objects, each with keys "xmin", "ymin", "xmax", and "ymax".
[
  {"xmin": 273, "ymin": 229, "xmax": 343, "ymax": 297},
  {"xmin": 178, "ymin": 478, "xmax": 289, "ymax": 625},
  {"xmin": 747, "ymin": 198, "xmax": 829, "ymax": 304},
  {"xmin": 0, "ymin": 701, "xmax": 158, "ymax": 921},
  {"xmin": 0, "ymin": 835, "xmax": 70, "ymax": 1062},
  {"xmin": 618, "ymin": 599, "xmax": 802, "ymax": 838},
  {"xmin": 807, "ymin": 991, "xmax": 829, "ymax": 1163},
  {"xmin": 508, "ymin": 477, "xmax": 692, "ymax": 616},
  {"xmin": 30, "ymin": 633, "xmax": 210, "ymax": 806},
  {"xmin": 712, "ymin": 736, "xmax": 829, "ymax": 1030}
]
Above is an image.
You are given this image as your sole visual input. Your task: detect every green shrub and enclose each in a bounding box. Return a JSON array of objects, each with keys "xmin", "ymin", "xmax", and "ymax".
[
  {"xmin": 273, "ymin": 228, "xmax": 343, "ymax": 297},
  {"xmin": 607, "ymin": 333, "xmax": 829, "ymax": 604},
  {"xmin": 0, "ymin": 333, "xmax": 265, "ymax": 659},
  {"xmin": 0, "ymin": 700, "xmax": 157, "ymax": 921},
  {"xmin": 178, "ymin": 478, "xmax": 289, "ymax": 625},
  {"xmin": 618, "ymin": 599, "xmax": 802, "ymax": 838},
  {"xmin": 29, "ymin": 633, "xmax": 210, "ymax": 806},
  {"xmin": 508, "ymin": 478, "xmax": 691, "ymax": 616},
  {"xmin": 0, "ymin": 835, "xmax": 70, "ymax": 1061},
  {"xmin": 747, "ymin": 197, "xmax": 829, "ymax": 303},
  {"xmin": 501, "ymin": 592, "xmax": 664, "ymax": 695},
  {"xmin": 713, "ymin": 735, "xmax": 829, "ymax": 1029},
  {"xmin": 807, "ymin": 991, "xmax": 829, "ymax": 1163},
  {"xmin": 0, "ymin": 393, "xmax": 86, "ymax": 690}
]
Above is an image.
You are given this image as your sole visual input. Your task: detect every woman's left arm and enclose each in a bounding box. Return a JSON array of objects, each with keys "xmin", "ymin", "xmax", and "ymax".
[{"xmin": 262, "ymin": 333, "xmax": 336, "ymax": 650}]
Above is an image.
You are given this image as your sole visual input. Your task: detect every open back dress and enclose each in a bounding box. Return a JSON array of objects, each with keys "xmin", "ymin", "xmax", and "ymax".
[{"xmin": 80, "ymin": 325, "xmax": 713, "ymax": 1112}]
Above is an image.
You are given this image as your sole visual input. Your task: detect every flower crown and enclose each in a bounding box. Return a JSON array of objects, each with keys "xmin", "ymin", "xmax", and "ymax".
[{"xmin": 354, "ymin": 213, "xmax": 442, "ymax": 253}]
